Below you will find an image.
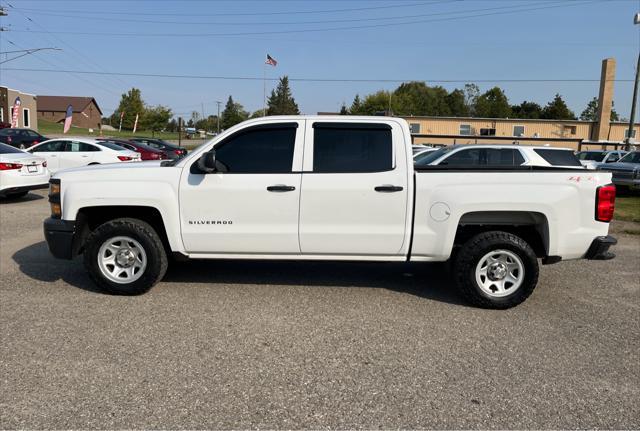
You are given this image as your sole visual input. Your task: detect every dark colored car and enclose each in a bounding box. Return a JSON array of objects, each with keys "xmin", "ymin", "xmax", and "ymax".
[
  {"xmin": 129, "ymin": 137, "xmax": 187, "ymax": 159},
  {"xmin": 0, "ymin": 128, "xmax": 48, "ymax": 149},
  {"xmin": 97, "ymin": 138, "xmax": 167, "ymax": 161},
  {"xmin": 597, "ymin": 151, "xmax": 640, "ymax": 191}
]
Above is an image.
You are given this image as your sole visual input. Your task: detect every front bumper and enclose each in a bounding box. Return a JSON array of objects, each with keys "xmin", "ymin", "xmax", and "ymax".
[
  {"xmin": 43, "ymin": 218, "xmax": 76, "ymax": 260},
  {"xmin": 585, "ymin": 235, "xmax": 617, "ymax": 260}
]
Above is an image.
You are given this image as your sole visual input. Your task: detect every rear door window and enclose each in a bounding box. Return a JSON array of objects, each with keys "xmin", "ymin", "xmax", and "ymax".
[
  {"xmin": 485, "ymin": 148, "xmax": 525, "ymax": 166},
  {"xmin": 534, "ymin": 149, "xmax": 582, "ymax": 166},
  {"xmin": 33, "ymin": 140, "xmax": 67, "ymax": 152},
  {"xmin": 441, "ymin": 148, "xmax": 482, "ymax": 165},
  {"xmin": 312, "ymin": 123, "xmax": 392, "ymax": 173}
]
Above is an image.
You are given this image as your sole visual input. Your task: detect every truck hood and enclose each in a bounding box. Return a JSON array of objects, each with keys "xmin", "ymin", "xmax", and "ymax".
[
  {"xmin": 53, "ymin": 160, "xmax": 165, "ymax": 177},
  {"xmin": 52, "ymin": 160, "xmax": 184, "ymax": 185}
]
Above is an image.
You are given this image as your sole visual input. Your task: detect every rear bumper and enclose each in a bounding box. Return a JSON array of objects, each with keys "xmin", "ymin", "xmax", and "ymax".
[
  {"xmin": 43, "ymin": 218, "xmax": 76, "ymax": 260},
  {"xmin": 0, "ymin": 182, "xmax": 48, "ymax": 197},
  {"xmin": 585, "ymin": 235, "xmax": 617, "ymax": 260}
]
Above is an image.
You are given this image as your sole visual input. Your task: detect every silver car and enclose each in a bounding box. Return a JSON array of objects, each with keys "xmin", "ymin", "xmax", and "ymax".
[{"xmin": 597, "ymin": 151, "xmax": 640, "ymax": 191}]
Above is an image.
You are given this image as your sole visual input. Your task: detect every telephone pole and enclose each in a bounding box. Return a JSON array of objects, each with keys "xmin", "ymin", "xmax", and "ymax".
[
  {"xmin": 216, "ymin": 100, "xmax": 221, "ymax": 133},
  {"xmin": 626, "ymin": 12, "xmax": 640, "ymax": 150}
]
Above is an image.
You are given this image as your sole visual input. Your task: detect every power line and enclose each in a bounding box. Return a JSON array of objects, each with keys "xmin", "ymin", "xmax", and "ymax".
[
  {"xmin": 7, "ymin": 0, "xmax": 601, "ymax": 37},
  {"xmin": 4, "ymin": 67, "xmax": 633, "ymax": 83},
  {"xmin": 7, "ymin": 1, "xmax": 445, "ymax": 17}
]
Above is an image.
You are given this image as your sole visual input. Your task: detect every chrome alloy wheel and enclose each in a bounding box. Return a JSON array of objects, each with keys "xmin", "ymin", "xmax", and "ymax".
[
  {"xmin": 97, "ymin": 236, "xmax": 147, "ymax": 284},
  {"xmin": 475, "ymin": 249, "xmax": 525, "ymax": 298}
]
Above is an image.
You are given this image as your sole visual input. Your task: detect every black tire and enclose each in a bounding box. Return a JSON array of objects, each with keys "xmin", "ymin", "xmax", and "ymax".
[
  {"xmin": 453, "ymin": 231, "xmax": 539, "ymax": 309},
  {"xmin": 83, "ymin": 218, "xmax": 168, "ymax": 295}
]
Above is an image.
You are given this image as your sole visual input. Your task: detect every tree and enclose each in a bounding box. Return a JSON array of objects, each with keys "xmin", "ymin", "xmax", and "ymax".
[
  {"xmin": 541, "ymin": 94, "xmax": 576, "ymax": 120},
  {"xmin": 266, "ymin": 76, "xmax": 300, "ymax": 115},
  {"xmin": 474, "ymin": 87, "xmax": 512, "ymax": 118},
  {"xmin": 392, "ymin": 82, "xmax": 451, "ymax": 116},
  {"xmin": 511, "ymin": 101, "xmax": 543, "ymax": 119},
  {"xmin": 142, "ymin": 105, "xmax": 172, "ymax": 133},
  {"xmin": 221, "ymin": 96, "xmax": 248, "ymax": 130},
  {"xmin": 110, "ymin": 88, "xmax": 145, "ymax": 130},
  {"xmin": 360, "ymin": 90, "xmax": 394, "ymax": 115},
  {"xmin": 350, "ymin": 94, "xmax": 363, "ymax": 115},
  {"xmin": 464, "ymin": 83, "xmax": 480, "ymax": 116},
  {"xmin": 446, "ymin": 88, "xmax": 468, "ymax": 117},
  {"xmin": 339, "ymin": 103, "xmax": 348, "ymax": 115},
  {"xmin": 579, "ymin": 97, "xmax": 619, "ymax": 121}
]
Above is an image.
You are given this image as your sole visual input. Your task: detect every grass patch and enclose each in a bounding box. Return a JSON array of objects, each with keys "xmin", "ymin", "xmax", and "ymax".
[
  {"xmin": 38, "ymin": 119, "xmax": 182, "ymax": 140},
  {"xmin": 615, "ymin": 196, "xmax": 640, "ymax": 223}
]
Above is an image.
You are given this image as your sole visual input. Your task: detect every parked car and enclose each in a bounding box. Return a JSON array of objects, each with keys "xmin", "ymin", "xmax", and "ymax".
[
  {"xmin": 412, "ymin": 145, "xmax": 435, "ymax": 155},
  {"xmin": 0, "ymin": 128, "xmax": 48, "ymax": 149},
  {"xmin": 0, "ymin": 143, "xmax": 49, "ymax": 198},
  {"xmin": 129, "ymin": 137, "xmax": 187, "ymax": 159},
  {"xmin": 414, "ymin": 145, "xmax": 584, "ymax": 169},
  {"xmin": 97, "ymin": 138, "xmax": 168, "ymax": 161},
  {"xmin": 27, "ymin": 138, "xmax": 141, "ymax": 173},
  {"xmin": 43, "ymin": 116, "xmax": 616, "ymax": 309},
  {"xmin": 576, "ymin": 150, "xmax": 628, "ymax": 169},
  {"xmin": 413, "ymin": 147, "xmax": 439, "ymax": 164},
  {"xmin": 597, "ymin": 151, "xmax": 640, "ymax": 191}
]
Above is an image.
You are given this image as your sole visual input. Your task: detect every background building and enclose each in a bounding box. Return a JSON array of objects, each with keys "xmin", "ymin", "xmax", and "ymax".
[
  {"xmin": 0, "ymin": 87, "xmax": 38, "ymax": 131},
  {"xmin": 36, "ymin": 95, "xmax": 103, "ymax": 130}
]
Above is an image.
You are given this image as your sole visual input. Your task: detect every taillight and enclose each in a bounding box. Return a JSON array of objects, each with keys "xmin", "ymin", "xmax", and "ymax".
[
  {"xmin": 0, "ymin": 162, "xmax": 23, "ymax": 170},
  {"xmin": 174, "ymin": 149, "xmax": 185, "ymax": 156},
  {"xmin": 117, "ymin": 156, "xmax": 133, "ymax": 161},
  {"xmin": 595, "ymin": 184, "xmax": 616, "ymax": 222}
]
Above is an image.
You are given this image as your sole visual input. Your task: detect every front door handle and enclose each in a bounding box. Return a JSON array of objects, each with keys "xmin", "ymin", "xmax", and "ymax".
[
  {"xmin": 375, "ymin": 185, "xmax": 403, "ymax": 192},
  {"xmin": 267, "ymin": 185, "xmax": 296, "ymax": 192}
]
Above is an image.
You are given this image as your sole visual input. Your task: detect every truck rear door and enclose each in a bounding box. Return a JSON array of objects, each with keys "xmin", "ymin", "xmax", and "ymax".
[{"xmin": 299, "ymin": 121, "xmax": 410, "ymax": 256}]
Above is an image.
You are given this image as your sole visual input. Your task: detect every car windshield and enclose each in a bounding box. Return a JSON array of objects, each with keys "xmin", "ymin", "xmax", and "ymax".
[
  {"xmin": 576, "ymin": 151, "xmax": 607, "ymax": 161},
  {"xmin": 618, "ymin": 152, "xmax": 640, "ymax": 164},
  {"xmin": 96, "ymin": 141, "xmax": 128, "ymax": 151},
  {"xmin": 0, "ymin": 142, "xmax": 25, "ymax": 154},
  {"xmin": 414, "ymin": 147, "xmax": 453, "ymax": 166}
]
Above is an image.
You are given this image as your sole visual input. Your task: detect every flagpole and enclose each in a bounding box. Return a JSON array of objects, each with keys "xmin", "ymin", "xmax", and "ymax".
[{"xmin": 263, "ymin": 59, "xmax": 266, "ymax": 117}]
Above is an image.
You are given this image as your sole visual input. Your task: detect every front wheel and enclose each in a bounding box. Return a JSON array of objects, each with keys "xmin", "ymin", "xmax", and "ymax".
[
  {"xmin": 453, "ymin": 231, "xmax": 539, "ymax": 309},
  {"xmin": 83, "ymin": 218, "xmax": 168, "ymax": 295}
]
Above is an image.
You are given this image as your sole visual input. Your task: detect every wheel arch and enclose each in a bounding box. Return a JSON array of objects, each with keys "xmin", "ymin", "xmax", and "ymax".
[{"xmin": 454, "ymin": 211, "xmax": 550, "ymax": 258}]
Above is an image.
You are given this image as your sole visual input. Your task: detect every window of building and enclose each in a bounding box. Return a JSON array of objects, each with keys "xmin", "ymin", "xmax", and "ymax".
[
  {"xmin": 513, "ymin": 125, "xmax": 525, "ymax": 137},
  {"xmin": 565, "ymin": 125, "xmax": 577, "ymax": 135},
  {"xmin": 409, "ymin": 123, "xmax": 420, "ymax": 134},
  {"xmin": 624, "ymin": 129, "xmax": 637, "ymax": 139},
  {"xmin": 0, "ymin": 107, "xmax": 3, "ymax": 122},
  {"xmin": 213, "ymin": 124, "xmax": 297, "ymax": 173},
  {"xmin": 313, "ymin": 123, "xmax": 392, "ymax": 173},
  {"xmin": 480, "ymin": 128, "xmax": 496, "ymax": 136},
  {"xmin": 22, "ymin": 108, "xmax": 30, "ymax": 128},
  {"xmin": 459, "ymin": 124, "xmax": 472, "ymax": 135}
]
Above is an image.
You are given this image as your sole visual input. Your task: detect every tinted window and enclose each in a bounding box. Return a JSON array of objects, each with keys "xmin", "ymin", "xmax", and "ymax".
[
  {"xmin": 577, "ymin": 151, "xmax": 607, "ymax": 161},
  {"xmin": 0, "ymin": 143, "xmax": 24, "ymax": 154},
  {"xmin": 534, "ymin": 149, "xmax": 581, "ymax": 166},
  {"xmin": 25, "ymin": 130, "xmax": 40, "ymax": 138},
  {"xmin": 313, "ymin": 124, "xmax": 392, "ymax": 173},
  {"xmin": 485, "ymin": 149, "xmax": 525, "ymax": 166},
  {"xmin": 619, "ymin": 152, "xmax": 640, "ymax": 163},
  {"xmin": 414, "ymin": 147, "xmax": 453, "ymax": 166},
  {"xmin": 214, "ymin": 126, "xmax": 296, "ymax": 173},
  {"xmin": 442, "ymin": 148, "xmax": 482, "ymax": 165},
  {"xmin": 67, "ymin": 142, "xmax": 100, "ymax": 152},
  {"xmin": 96, "ymin": 141, "xmax": 127, "ymax": 151},
  {"xmin": 32, "ymin": 141, "xmax": 67, "ymax": 152}
]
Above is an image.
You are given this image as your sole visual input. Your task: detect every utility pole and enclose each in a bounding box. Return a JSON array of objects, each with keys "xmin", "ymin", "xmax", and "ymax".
[
  {"xmin": 178, "ymin": 117, "xmax": 182, "ymax": 147},
  {"xmin": 626, "ymin": 12, "xmax": 640, "ymax": 150},
  {"xmin": 216, "ymin": 100, "xmax": 221, "ymax": 133}
]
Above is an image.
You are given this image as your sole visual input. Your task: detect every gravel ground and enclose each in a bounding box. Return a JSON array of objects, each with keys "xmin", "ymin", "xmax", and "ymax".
[{"xmin": 1, "ymin": 190, "xmax": 638, "ymax": 429}]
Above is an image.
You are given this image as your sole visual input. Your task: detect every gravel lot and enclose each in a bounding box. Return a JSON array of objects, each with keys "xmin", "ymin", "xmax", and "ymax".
[{"xmin": 1, "ymin": 190, "xmax": 638, "ymax": 429}]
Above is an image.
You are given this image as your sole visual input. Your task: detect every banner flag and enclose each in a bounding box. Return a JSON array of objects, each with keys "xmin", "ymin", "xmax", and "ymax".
[{"xmin": 63, "ymin": 105, "xmax": 73, "ymax": 134}]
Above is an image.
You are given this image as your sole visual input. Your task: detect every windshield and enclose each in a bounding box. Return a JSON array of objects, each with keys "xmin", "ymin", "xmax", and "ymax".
[
  {"xmin": 576, "ymin": 151, "xmax": 607, "ymax": 161},
  {"xmin": 0, "ymin": 142, "xmax": 25, "ymax": 154},
  {"xmin": 414, "ymin": 147, "xmax": 453, "ymax": 166},
  {"xmin": 618, "ymin": 151, "xmax": 640, "ymax": 164},
  {"xmin": 97, "ymin": 141, "xmax": 128, "ymax": 151}
]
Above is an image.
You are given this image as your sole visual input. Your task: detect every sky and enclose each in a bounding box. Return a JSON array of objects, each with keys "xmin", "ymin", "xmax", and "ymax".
[{"xmin": 0, "ymin": 0, "xmax": 638, "ymax": 120}]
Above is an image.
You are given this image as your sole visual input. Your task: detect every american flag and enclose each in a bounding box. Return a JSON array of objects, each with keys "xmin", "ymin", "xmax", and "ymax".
[
  {"xmin": 265, "ymin": 54, "xmax": 277, "ymax": 67},
  {"xmin": 63, "ymin": 105, "xmax": 73, "ymax": 134}
]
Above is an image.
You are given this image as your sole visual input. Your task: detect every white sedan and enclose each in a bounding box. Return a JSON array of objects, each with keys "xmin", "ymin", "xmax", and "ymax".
[
  {"xmin": 27, "ymin": 138, "xmax": 141, "ymax": 173},
  {"xmin": 0, "ymin": 143, "xmax": 50, "ymax": 198}
]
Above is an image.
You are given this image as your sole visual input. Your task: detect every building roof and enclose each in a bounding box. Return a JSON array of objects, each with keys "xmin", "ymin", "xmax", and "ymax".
[
  {"xmin": 401, "ymin": 115, "xmax": 639, "ymax": 126},
  {"xmin": 37, "ymin": 95, "xmax": 103, "ymax": 115}
]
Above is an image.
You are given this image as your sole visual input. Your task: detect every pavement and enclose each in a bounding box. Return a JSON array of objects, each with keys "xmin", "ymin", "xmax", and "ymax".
[{"xmin": 1, "ymin": 190, "xmax": 638, "ymax": 429}]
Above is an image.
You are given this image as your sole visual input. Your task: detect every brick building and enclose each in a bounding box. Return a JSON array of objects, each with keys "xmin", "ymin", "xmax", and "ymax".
[
  {"xmin": 0, "ymin": 87, "xmax": 38, "ymax": 130},
  {"xmin": 37, "ymin": 95, "xmax": 103, "ymax": 130}
]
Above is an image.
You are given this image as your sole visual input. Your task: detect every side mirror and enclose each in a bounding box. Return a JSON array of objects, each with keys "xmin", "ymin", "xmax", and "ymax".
[{"xmin": 197, "ymin": 150, "xmax": 217, "ymax": 173}]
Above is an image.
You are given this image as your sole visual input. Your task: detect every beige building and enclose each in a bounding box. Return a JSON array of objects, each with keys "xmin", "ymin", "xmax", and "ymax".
[
  {"xmin": 0, "ymin": 87, "xmax": 38, "ymax": 131},
  {"xmin": 404, "ymin": 116, "xmax": 637, "ymax": 149}
]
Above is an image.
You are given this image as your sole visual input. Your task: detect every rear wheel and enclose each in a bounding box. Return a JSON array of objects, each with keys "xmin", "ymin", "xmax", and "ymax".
[
  {"xmin": 453, "ymin": 231, "xmax": 539, "ymax": 309},
  {"xmin": 83, "ymin": 218, "xmax": 168, "ymax": 295}
]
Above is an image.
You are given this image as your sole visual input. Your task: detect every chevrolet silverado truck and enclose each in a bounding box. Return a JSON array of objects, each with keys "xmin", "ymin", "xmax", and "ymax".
[{"xmin": 43, "ymin": 116, "xmax": 617, "ymax": 309}]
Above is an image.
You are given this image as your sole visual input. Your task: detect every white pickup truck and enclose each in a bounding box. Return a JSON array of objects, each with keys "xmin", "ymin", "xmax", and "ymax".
[{"xmin": 44, "ymin": 116, "xmax": 617, "ymax": 309}]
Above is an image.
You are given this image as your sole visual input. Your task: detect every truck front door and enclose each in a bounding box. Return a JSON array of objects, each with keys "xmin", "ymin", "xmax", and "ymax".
[
  {"xmin": 298, "ymin": 121, "xmax": 410, "ymax": 256},
  {"xmin": 179, "ymin": 121, "xmax": 304, "ymax": 254}
]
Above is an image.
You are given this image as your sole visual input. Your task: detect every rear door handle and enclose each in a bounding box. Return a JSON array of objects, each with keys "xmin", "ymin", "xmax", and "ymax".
[
  {"xmin": 267, "ymin": 185, "xmax": 296, "ymax": 192},
  {"xmin": 375, "ymin": 185, "xmax": 403, "ymax": 192}
]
